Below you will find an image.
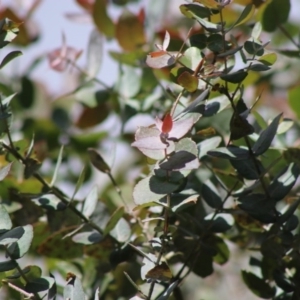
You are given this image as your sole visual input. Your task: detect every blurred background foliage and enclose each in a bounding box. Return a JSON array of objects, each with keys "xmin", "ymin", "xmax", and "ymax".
[{"xmin": 0, "ymin": 0, "xmax": 300, "ymax": 299}]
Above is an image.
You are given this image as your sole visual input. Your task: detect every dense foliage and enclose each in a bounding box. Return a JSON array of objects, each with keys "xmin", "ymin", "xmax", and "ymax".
[{"xmin": 1, "ymin": 0, "xmax": 300, "ymax": 299}]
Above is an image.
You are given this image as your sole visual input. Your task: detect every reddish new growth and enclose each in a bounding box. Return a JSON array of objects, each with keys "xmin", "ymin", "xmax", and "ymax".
[{"xmin": 161, "ymin": 113, "xmax": 173, "ymax": 134}]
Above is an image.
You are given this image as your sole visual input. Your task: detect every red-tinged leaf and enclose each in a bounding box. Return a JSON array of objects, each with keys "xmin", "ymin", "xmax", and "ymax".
[
  {"xmin": 115, "ymin": 10, "xmax": 146, "ymax": 51},
  {"xmin": 162, "ymin": 114, "xmax": 173, "ymax": 133},
  {"xmin": 137, "ymin": 8, "xmax": 145, "ymax": 24},
  {"xmin": 149, "ymin": 50, "xmax": 167, "ymax": 58},
  {"xmin": 146, "ymin": 52, "xmax": 176, "ymax": 69},
  {"xmin": 92, "ymin": 0, "xmax": 115, "ymax": 38}
]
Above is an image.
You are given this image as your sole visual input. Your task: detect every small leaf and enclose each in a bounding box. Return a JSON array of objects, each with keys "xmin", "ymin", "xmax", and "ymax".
[
  {"xmin": 193, "ymin": 0, "xmax": 219, "ymax": 9},
  {"xmin": 268, "ymin": 163, "xmax": 300, "ymax": 201},
  {"xmin": 233, "ymin": 4, "xmax": 255, "ymax": 27},
  {"xmin": 146, "ymin": 52, "xmax": 176, "ymax": 69},
  {"xmin": 0, "ymin": 204, "xmax": 12, "ymax": 232},
  {"xmin": 208, "ymin": 146, "xmax": 250, "ymax": 160},
  {"xmin": 162, "ymin": 114, "xmax": 173, "ymax": 134},
  {"xmin": 82, "ymin": 186, "xmax": 98, "ymax": 218},
  {"xmin": 242, "ymin": 270, "xmax": 276, "ymax": 298},
  {"xmin": 204, "ymin": 213, "xmax": 234, "ymax": 233},
  {"xmin": 86, "ymin": 29, "xmax": 103, "ymax": 78},
  {"xmin": 198, "ymin": 136, "xmax": 222, "ymax": 159},
  {"xmin": 0, "ymin": 162, "xmax": 12, "ymax": 181},
  {"xmin": 279, "ymin": 199, "xmax": 300, "ymax": 224},
  {"xmin": 7, "ymin": 225, "xmax": 33, "ymax": 259},
  {"xmin": 0, "ymin": 50, "xmax": 22, "ymax": 69},
  {"xmin": 258, "ymin": 53, "xmax": 277, "ymax": 66},
  {"xmin": 0, "ymin": 260, "xmax": 17, "ymax": 272},
  {"xmin": 248, "ymin": 64, "xmax": 270, "ymax": 71},
  {"xmin": 244, "ymin": 39, "xmax": 265, "ymax": 56},
  {"xmin": 201, "ymin": 180, "xmax": 222, "ymax": 209},
  {"xmin": 177, "ymin": 71, "xmax": 198, "ymax": 92},
  {"xmin": 32, "ymin": 194, "xmax": 66, "ymax": 211},
  {"xmin": 231, "ymin": 158, "xmax": 264, "ymax": 180},
  {"xmin": 63, "ymin": 274, "xmax": 86, "ymax": 300},
  {"xmin": 221, "ymin": 70, "xmax": 248, "ymax": 84},
  {"xmin": 252, "ymin": 113, "xmax": 282, "ymax": 156},
  {"xmin": 230, "ymin": 112, "xmax": 254, "ymax": 140},
  {"xmin": 115, "ymin": 10, "xmax": 145, "ymax": 51},
  {"xmin": 72, "ymin": 231, "xmax": 102, "ymax": 245},
  {"xmin": 25, "ymin": 276, "xmax": 55, "ymax": 293},
  {"xmin": 88, "ymin": 148, "xmax": 111, "ymax": 173},
  {"xmin": 92, "ymin": 0, "xmax": 115, "ymax": 38},
  {"xmin": 145, "ymin": 262, "xmax": 172, "ymax": 282},
  {"xmin": 288, "ymin": 85, "xmax": 300, "ymax": 119},
  {"xmin": 103, "ymin": 206, "xmax": 125, "ymax": 235},
  {"xmin": 50, "ymin": 145, "xmax": 64, "ymax": 187},
  {"xmin": 262, "ymin": 0, "xmax": 291, "ymax": 32},
  {"xmin": 0, "ymin": 227, "xmax": 25, "ymax": 245},
  {"xmin": 110, "ymin": 218, "xmax": 131, "ymax": 243}
]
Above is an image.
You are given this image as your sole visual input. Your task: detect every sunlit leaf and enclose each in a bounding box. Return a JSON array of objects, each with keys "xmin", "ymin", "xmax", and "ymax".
[
  {"xmin": 86, "ymin": 29, "xmax": 103, "ymax": 77},
  {"xmin": 82, "ymin": 186, "xmax": 98, "ymax": 218},
  {"xmin": 232, "ymin": 4, "xmax": 255, "ymax": 27}
]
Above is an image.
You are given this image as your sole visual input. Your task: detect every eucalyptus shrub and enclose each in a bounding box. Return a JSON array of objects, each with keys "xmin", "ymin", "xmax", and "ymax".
[{"xmin": 1, "ymin": 0, "xmax": 300, "ymax": 299}]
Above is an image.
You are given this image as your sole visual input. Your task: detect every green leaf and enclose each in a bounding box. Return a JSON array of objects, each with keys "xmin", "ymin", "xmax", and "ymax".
[
  {"xmin": 198, "ymin": 136, "xmax": 222, "ymax": 159},
  {"xmin": 63, "ymin": 275, "xmax": 86, "ymax": 300},
  {"xmin": 238, "ymin": 194, "xmax": 277, "ymax": 223},
  {"xmin": 92, "ymin": 0, "xmax": 115, "ymax": 38},
  {"xmin": 25, "ymin": 276, "xmax": 55, "ymax": 293},
  {"xmin": 262, "ymin": 0, "xmax": 291, "ymax": 32},
  {"xmin": 242, "ymin": 271, "xmax": 276, "ymax": 298},
  {"xmin": 118, "ymin": 65, "xmax": 141, "ymax": 98},
  {"xmin": 201, "ymin": 180, "xmax": 222, "ymax": 209},
  {"xmin": 221, "ymin": 70, "xmax": 248, "ymax": 84},
  {"xmin": 194, "ymin": 94, "xmax": 230, "ymax": 116},
  {"xmin": 279, "ymin": 50, "xmax": 300, "ymax": 58},
  {"xmin": 0, "ymin": 226, "xmax": 25, "ymax": 245},
  {"xmin": 258, "ymin": 53, "xmax": 277, "ymax": 66},
  {"xmin": 208, "ymin": 146, "xmax": 250, "ymax": 160},
  {"xmin": 50, "ymin": 145, "xmax": 64, "ymax": 187},
  {"xmin": 180, "ymin": 4, "xmax": 211, "ymax": 19},
  {"xmin": 71, "ymin": 166, "xmax": 86, "ymax": 201},
  {"xmin": 82, "ymin": 186, "xmax": 98, "ymax": 218},
  {"xmin": 288, "ymin": 85, "xmax": 300, "ymax": 119},
  {"xmin": 0, "ymin": 50, "xmax": 22, "ymax": 69},
  {"xmin": 110, "ymin": 218, "xmax": 131, "ymax": 243},
  {"xmin": 0, "ymin": 162, "xmax": 12, "ymax": 181},
  {"xmin": 279, "ymin": 199, "xmax": 300, "ymax": 224},
  {"xmin": 230, "ymin": 158, "xmax": 264, "ymax": 180},
  {"xmin": 212, "ymin": 236, "xmax": 230, "ymax": 265},
  {"xmin": 207, "ymin": 34, "xmax": 224, "ymax": 53},
  {"xmin": 179, "ymin": 47, "xmax": 203, "ymax": 71},
  {"xmin": 190, "ymin": 33, "xmax": 207, "ymax": 49},
  {"xmin": 179, "ymin": 4, "xmax": 221, "ymax": 32},
  {"xmin": 86, "ymin": 29, "xmax": 103, "ymax": 78},
  {"xmin": 252, "ymin": 113, "xmax": 282, "ymax": 156},
  {"xmin": 268, "ymin": 163, "xmax": 300, "ymax": 201},
  {"xmin": 103, "ymin": 206, "xmax": 125, "ymax": 235},
  {"xmin": 0, "ymin": 260, "xmax": 17, "ymax": 272},
  {"xmin": 233, "ymin": 4, "xmax": 255, "ymax": 27},
  {"xmin": 7, "ymin": 225, "xmax": 33, "ymax": 259},
  {"xmin": 249, "ymin": 64, "xmax": 270, "ymax": 71},
  {"xmin": 244, "ymin": 40, "xmax": 264, "ymax": 56},
  {"xmin": 159, "ymin": 138, "xmax": 200, "ymax": 171},
  {"xmin": 72, "ymin": 231, "xmax": 103, "ymax": 245},
  {"xmin": 133, "ymin": 175, "xmax": 181, "ymax": 205},
  {"xmin": 32, "ymin": 194, "xmax": 66, "ymax": 211},
  {"xmin": 204, "ymin": 213, "xmax": 234, "ymax": 233}
]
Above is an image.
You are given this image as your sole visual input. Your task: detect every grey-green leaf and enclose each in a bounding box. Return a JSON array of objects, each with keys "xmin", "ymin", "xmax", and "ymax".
[
  {"xmin": 252, "ymin": 113, "xmax": 282, "ymax": 156},
  {"xmin": 83, "ymin": 186, "xmax": 98, "ymax": 218},
  {"xmin": 0, "ymin": 204, "xmax": 12, "ymax": 232}
]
